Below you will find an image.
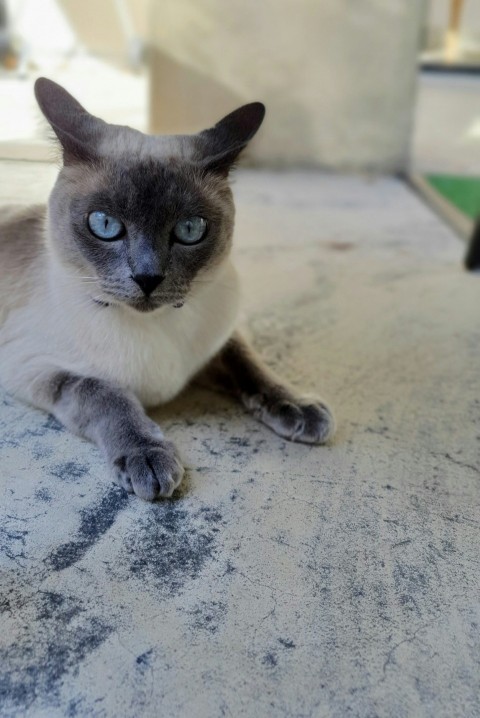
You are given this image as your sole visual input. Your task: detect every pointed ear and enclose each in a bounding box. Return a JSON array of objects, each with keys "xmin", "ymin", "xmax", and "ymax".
[
  {"xmin": 34, "ymin": 78, "xmax": 107, "ymax": 164},
  {"xmin": 198, "ymin": 102, "xmax": 265, "ymax": 175}
]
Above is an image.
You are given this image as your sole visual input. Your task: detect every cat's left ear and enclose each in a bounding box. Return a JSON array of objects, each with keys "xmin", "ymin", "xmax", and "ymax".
[
  {"xmin": 198, "ymin": 102, "xmax": 265, "ymax": 176},
  {"xmin": 34, "ymin": 77, "xmax": 107, "ymax": 164}
]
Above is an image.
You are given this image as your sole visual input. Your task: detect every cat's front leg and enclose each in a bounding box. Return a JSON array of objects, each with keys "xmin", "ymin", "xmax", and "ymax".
[
  {"xmin": 199, "ymin": 333, "xmax": 336, "ymax": 444},
  {"xmin": 30, "ymin": 371, "xmax": 183, "ymax": 500}
]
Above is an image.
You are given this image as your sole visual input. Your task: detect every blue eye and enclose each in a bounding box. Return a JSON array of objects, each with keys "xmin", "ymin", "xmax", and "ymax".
[
  {"xmin": 88, "ymin": 211, "xmax": 125, "ymax": 240},
  {"xmin": 173, "ymin": 216, "xmax": 207, "ymax": 244}
]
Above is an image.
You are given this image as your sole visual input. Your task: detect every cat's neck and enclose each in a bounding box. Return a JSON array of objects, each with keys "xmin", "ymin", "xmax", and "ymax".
[{"xmin": 43, "ymin": 250, "xmax": 236, "ymax": 329}]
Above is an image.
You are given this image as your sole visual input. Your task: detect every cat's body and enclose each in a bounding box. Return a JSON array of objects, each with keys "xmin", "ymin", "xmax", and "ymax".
[
  {"xmin": 0, "ymin": 237, "xmax": 239, "ymax": 408},
  {"xmin": 0, "ymin": 79, "xmax": 335, "ymax": 500}
]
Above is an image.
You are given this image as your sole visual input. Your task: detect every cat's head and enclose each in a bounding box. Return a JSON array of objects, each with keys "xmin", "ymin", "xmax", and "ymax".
[{"xmin": 34, "ymin": 78, "xmax": 265, "ymax": 312}]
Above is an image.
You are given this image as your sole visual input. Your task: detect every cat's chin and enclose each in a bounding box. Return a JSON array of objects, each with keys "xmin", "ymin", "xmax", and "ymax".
[
  {"xmin": 128, "ymin": 297, "xmax": 184, "ymax": 314},
  {"xmin": 91, "ymin": 296, "xmax": 180, "ymax": 314}
]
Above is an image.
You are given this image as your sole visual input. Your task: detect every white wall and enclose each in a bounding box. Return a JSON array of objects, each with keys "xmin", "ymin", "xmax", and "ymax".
[
  {"xmin": 149, "ymin": 0, "xmax": 426, "ymax": 172},
  {"xmin": 58, "ymin": 0, "xmax": 149, "ymax": 66}
]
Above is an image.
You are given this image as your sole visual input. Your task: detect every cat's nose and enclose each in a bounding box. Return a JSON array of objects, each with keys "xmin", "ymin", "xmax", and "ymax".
[{"xmin": 132, "ymin": 273, "xmax": 164, "ymax": 296}]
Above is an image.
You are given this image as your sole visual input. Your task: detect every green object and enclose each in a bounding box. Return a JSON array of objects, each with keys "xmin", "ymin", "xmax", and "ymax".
[{"xmin": 426, "ymin": 175, "xmax": 480, "ymax": 220}]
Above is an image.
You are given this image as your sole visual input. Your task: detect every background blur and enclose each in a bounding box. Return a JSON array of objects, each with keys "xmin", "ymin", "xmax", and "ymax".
[{"xmin": 0, "ymin": 0, "xmax": 479, "ymax": 218}]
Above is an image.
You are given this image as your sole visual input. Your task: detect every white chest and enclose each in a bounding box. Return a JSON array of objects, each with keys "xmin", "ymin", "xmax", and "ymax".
[
  {"xmin": 0, "ymin": 261, "xmax": 240, "ymax": 408},
  {"xmin": 74, "ymin": 264, "xmax": 241, "ymax": 406}
]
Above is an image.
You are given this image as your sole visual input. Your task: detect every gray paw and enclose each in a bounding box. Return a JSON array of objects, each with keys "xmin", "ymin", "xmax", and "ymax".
[
  {"xmin": 245, "ymin": 392, "xmax": 335, "ymax": 445},
  {"xmin": 112, "ymin": 439, "xmax": 184, "ymax": 501}
]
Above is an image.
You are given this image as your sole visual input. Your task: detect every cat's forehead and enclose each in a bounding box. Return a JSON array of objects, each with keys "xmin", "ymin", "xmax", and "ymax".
[
  {"xmin": 98, "ymin": 125, "xmax": 198, "ymax": 163},
  {"xmin": 63, "ymin": 142, "xmax": 214, "ymax": 196},
  {"xmin": 60, "ymin": 144, "xmax": 228, "ymax": 223},
  {"xmin": 59, "ymin": 124, "xmax": 229, "ymax": 214}
]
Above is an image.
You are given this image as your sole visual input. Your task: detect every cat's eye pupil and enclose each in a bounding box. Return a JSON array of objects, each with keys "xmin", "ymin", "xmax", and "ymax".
[
  {"xmin": 173, "ymin": 216, "xmax": 207, "ymax": 245},
  {"xmin": 88, "ymin": 211, "xmax": 125, "ymax": 241}
]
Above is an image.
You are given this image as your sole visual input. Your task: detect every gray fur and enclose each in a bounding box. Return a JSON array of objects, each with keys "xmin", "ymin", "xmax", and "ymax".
[
  {"xmin": 0, "ymin": 205, "xmax": 46, "ymax": 321},
  {"xmin": 0, "ymin": 78, "xmax": 334, "ymax": 501},
  {"xmin": 38, "ymin": 372, "xmax": 183, "ymax": 500},
  {"xmin": 198, "ymin": 332, "xmax": 335, "ymax": 444}
]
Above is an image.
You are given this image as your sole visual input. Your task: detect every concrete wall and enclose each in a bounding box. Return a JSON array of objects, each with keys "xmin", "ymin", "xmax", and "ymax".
[
  {"xmin": 58, "ymin": 0, "xmax": 149, "ymax": 65},
  {"xmin": 149, "ymin": 0, "xmax": 426, "ymax": 172}
]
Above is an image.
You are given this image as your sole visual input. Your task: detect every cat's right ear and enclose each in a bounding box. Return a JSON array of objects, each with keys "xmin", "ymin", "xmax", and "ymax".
[
  {"xmin": 34, "ymin": 78, "xmax": 106, "ymax": 164},
  {"xmin": 197, "ymin": 102, "xmax": 266, "ymax": 176}
]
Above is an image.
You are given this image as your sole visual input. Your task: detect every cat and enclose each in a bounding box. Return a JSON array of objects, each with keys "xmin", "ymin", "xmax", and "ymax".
[{"xmin": 0, "ymin": 78, "xmax": 335, "ymax": 501}]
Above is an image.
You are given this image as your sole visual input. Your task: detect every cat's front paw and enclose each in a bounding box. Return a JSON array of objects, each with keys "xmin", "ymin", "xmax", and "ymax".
[
  {"xmin": 246, "ymin": 392, "xmax": 335, "ymax": 445},
  {"xmin": 112, "ymin": 439, "xmax": 184, "ymax": 501}
]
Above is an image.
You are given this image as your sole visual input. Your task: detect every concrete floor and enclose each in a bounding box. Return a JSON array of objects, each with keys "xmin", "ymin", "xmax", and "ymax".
[{"xmin": 0, "ymin": 166, "xmax": 479, "ymax": 718}]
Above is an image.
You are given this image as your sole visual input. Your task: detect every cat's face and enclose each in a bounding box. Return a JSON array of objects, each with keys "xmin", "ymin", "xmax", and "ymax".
[
  {"xmin": 48, "ymin": 154, "xmax": 235, "ymax": 312},
  {"xmin": 35, "ymin": 78, "xmax": 265, "ymax": 313}
]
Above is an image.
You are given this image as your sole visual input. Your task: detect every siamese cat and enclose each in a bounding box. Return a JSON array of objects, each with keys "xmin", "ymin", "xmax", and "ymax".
[{"xmin": 0, "ymin": 78, "xmax": 335, "ymax": 501}]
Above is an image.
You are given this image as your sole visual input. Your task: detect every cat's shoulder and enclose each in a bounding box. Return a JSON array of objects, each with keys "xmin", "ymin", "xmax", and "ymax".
[
  {"xmin": 0, "ymin": 204, "xmax": 46, "ymax": 255},
  {"xmin": 0, "ymin": 203, "xmax": 46, "ymax": 230},
  {"xmin": 0, "ymin": 204, "xmax": 47, "ymax": 319},
  {"xmin": 0, "ymin": 203, "xmax": 46, "ymax": 265}
]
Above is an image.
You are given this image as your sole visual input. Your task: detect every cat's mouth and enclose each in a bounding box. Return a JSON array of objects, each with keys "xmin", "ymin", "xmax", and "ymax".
[
  {"xmin": 127, "ymin": 295, "xmax": 185, "ymax": 313},
  {"xmin": 92, "ymin": 290, "xmax": 185, "ymax": 313}
]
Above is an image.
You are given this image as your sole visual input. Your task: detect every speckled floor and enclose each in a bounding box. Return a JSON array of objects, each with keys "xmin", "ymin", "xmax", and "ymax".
[{"xmin": 1, "ymin": 167, "xmax": 479, "ymax": 718}]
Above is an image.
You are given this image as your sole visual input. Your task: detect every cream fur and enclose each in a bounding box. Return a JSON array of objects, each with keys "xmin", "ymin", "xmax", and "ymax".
[{"xmin": 0, "ymin": 255, "xmax": 240, "ymax": 409}]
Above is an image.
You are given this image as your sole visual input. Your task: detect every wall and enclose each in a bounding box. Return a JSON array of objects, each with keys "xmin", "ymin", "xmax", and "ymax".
[
  {"xmin": 149, "ymin": 0, "xmax": 426, "ymax": 172},
  {"xmin": 58, "ymin": 0, "xmax": 149, "ymax": 66}
]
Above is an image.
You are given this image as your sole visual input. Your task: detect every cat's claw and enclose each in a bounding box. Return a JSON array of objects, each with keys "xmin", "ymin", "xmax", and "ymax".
[
  {"xmin": 245, "ymin": 392, "xmax": 335, "ymax": 445},
  {"xmin": 112, "ymin": 439, "xmax": 184, "ymax": 501}
]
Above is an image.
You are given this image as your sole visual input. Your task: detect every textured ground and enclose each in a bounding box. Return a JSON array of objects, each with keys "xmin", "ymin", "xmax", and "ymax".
[{"xmin": 0, "ymin": 167, "xmax": 479, "ymax": 718}]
